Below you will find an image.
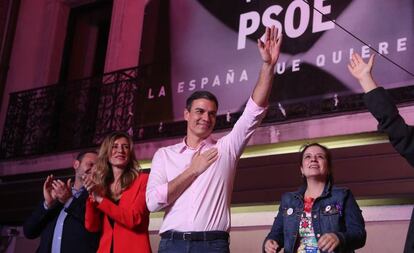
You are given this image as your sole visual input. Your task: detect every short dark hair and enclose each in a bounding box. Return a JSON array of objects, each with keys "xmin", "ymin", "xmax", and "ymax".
[
  {"xmin": 76, "ymin": 150, "xmax": 97, "ymax": 162},
  {"xmin": 186, "ymin": 91, "xmax": 219, "ymax": 111},
  {"xmin": 299, "ymin": 142, "xmax": 333, "ymax": 183}
]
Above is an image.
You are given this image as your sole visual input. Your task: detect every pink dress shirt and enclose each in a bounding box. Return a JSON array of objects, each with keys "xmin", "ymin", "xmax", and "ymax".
[{"xmin": 146, "ymin": 97, "xmax": 266, "ymax": 233}]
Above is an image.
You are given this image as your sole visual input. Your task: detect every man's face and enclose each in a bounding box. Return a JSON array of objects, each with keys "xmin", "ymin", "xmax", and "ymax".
[
  {"xmin": 184, "ymin": 98, "xmax": 217, "ymax": 140},
  {"xmin": 75, "ymin": 153, "xmax": 97, "ymax": 181}
]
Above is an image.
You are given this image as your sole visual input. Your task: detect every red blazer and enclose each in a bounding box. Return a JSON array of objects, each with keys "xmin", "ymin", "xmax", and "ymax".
[{"xmin": 85, "ymin": 173, "xmax": 151, "ymax": 253}]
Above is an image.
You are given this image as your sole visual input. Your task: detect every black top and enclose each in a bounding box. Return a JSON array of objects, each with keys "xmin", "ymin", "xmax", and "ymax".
[
  {"xmin": 23, "ymin": 190, "xmax": 99, "ymax": 253},
  {"xmin": 364, "ymin": 87, "xmax": 414, "ymax": 253},
  {"xmin": 364, "ymin": 87, "xmax": 414, "ymax": 167}
]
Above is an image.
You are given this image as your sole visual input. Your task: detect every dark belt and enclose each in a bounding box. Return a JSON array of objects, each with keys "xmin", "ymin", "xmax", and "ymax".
[{"xmin": 160, "ymin": 230, "xmax": 229, "ymax": 241}]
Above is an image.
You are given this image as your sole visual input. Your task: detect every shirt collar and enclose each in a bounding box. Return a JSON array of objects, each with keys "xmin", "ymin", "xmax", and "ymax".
[
  {"xmin": 72, "ymin": 186, "xmax": 85, "ymax": 198},
  {"xmin": 178, "ymin": 136, "xmax": 216, "ymax": 153},
  {"xmin": 293, "ymin": 180, "xmax": 332, "ymax": 199}
]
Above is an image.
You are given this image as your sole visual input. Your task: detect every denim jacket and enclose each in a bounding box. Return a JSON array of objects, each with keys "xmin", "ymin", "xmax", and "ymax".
[{"xmin": 264, "ymin": 182, "xmax": 366, "ymax": 253}]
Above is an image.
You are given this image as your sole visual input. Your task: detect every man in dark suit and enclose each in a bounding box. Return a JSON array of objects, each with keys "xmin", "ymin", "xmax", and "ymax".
[
  {"xmin": 348, "ymin": 53, "xmax": 414, "ymax": 253},
  {"xmin": 23, "ymin": 151, "xmax": 100, "ymax": 253}
]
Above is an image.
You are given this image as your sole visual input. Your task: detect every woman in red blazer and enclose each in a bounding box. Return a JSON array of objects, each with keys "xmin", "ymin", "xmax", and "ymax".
[{"xmin": 84, "ymin": 131, "xmax": 151, "ymax": 253}]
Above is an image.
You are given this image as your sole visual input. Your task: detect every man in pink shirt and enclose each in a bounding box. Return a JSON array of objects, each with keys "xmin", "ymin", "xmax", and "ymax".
[{"xmin": 146, "ymin": 26, "xmax": 282, "ymax": 252}]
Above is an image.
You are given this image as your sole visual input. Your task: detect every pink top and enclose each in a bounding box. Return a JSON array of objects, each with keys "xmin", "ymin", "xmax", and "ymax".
[{"xmin": 146, "ymin": 97, "xmax": 266, "ymax": 233}]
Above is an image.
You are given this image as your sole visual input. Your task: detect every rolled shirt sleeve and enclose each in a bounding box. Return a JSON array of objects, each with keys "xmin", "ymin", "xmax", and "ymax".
[{"xmin": 146, "ymin": 149, "xmax": 169, "ymax": 212}]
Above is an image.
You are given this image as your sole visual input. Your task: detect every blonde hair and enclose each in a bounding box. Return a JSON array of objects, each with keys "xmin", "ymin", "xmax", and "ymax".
[{"xmin": 94, "ymin": 131, "xmax": 140, "ymax": 200}]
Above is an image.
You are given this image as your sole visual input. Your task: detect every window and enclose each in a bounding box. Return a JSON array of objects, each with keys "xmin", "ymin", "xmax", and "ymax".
[{"xmin": 60, "ymin": 0, "xmax": 113, "ymax": 81}]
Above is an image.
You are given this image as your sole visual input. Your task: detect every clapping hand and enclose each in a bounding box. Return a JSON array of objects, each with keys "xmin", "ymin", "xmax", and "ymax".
[
  {"xmin": 52, "ymin": 178, "xmax": 72, "ymax": 204},
  {"xmin": 83, "ymin": 174, "xmax": 103, "ymax": 203},
  {"xmin": 43, "ymin": 175, "xmax": 57, "ymax": 208}
]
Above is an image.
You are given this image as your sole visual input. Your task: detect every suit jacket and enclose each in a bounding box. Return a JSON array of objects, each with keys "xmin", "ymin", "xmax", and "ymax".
[
  {"xmin": 364, "ymin": 87, "xmax": 414, "ymax": 253},
  {"xmin": 23, "ymin": 189, "xmax": 100, "ymax": 253},
  {"xmin": 85, "ymin": 172, "xmax": 151, "ymax": 253}
]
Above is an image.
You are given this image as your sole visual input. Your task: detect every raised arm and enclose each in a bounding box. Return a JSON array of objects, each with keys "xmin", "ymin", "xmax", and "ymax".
[
  {"xmin": 219, "ymin": 26, "xmax": 283, "ymax": 157},
  {"xmin": 348, "ymin": 53, "xmax": 414, "ymax": 167},
  {"xmin": 253, "ymin": 26, "xmax": 282, "ymax": 107},
  {"xmin": 347, "ymin": 53, "xmax": 377, "ymax": 93}
]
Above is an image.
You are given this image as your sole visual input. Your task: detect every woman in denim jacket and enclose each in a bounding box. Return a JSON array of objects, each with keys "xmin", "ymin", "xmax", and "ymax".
[{"xmin": 264, "ymin": 143, "xmax": 366, "ymax": 253}]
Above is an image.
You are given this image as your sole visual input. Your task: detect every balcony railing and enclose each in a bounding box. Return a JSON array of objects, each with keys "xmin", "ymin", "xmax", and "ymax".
[
  {"xmin": 0, "ymin": 66, "xmax": 141, "ymax": 159},
  {"xmin": 1, "ymin": 64, "xmax": 414, "ymax": 159}
]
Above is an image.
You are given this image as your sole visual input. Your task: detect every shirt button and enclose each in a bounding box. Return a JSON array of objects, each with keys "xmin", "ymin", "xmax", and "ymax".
[
  {"xmin": 313, "ymin": 215, "xmax": 317, "ymax": 219},
  {"xmin": 316, "ymin": 234, "xmax": 321, "ymax": 238}
]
